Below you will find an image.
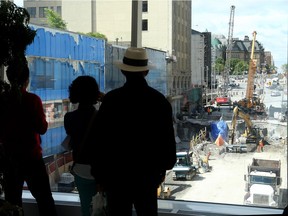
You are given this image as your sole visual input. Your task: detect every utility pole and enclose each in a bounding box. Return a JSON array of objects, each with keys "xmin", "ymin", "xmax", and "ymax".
[
  {"xmin": 91, "ymin": 0, "xmax": 96, "ymax": 33},
  {"xmin": 131, "ymin": 0, "xmax": 142, "ymax": 48}
]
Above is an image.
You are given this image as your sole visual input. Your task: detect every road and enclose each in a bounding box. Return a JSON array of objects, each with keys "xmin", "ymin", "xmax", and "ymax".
[
  {"xmin": 165, "ymin": 82, "xmax": 287, "ymax": 208},
  {"xmin": 164, "ymin": 142, "xmax": 287, "ymax": 207}
]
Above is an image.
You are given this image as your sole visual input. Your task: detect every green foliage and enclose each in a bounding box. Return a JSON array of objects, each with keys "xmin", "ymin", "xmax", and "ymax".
[
  {"xmin": 282, "ymin": 64, "xmax": 288, "ymax": 74},
  {"xmin": 0, "ymin": 1, "xmax": 35, "ymax": 117},
  {"xmin": 86, "ymin": 32, "xmax": 108, "ymax": 41},
  {"xmin": 77, "ymin": 31, "xmax": 107, "ymax": 41},
  {"xmin": 0, "ymin": 1, "xmax": 36, "ymax": 66},
  {"xmin": 233, "ymin": 60, "xmax": 249, "ymax": 75},
  {"xmin": 228, "ymin": 59, "xmax": 240, "ymax": 74},
  {"xmin": 214, "ymin": 58, "xmax": 225, "ymax": 75},
  {"xmin": 44, "ymin": 8, "xmax": 67, "ymax": 30}
]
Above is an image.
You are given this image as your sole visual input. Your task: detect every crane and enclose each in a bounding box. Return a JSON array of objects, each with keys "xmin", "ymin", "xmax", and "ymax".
[
  {"xmin": 216, "ymin": 5, "xmax": 235, "ymax": 106},
  {"xmin": 245, "ymin": 31, "xmax": 257, "ymax": 106},
  {"xmin": 234, "ymin": 31, "xmax": 266, "ymax": 116},
  {"xmin": 223, "ymin": 5, "xmax": 235, "ymax": 96}
]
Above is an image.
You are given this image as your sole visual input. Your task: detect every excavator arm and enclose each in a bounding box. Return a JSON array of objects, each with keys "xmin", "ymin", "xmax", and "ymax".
[{"xmin": 231, "ymin": 106, "xmax": 253, "ymax": 144}]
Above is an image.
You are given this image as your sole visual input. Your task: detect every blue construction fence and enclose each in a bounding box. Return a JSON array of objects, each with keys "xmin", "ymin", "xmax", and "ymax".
[{"xmin": 26, "ymin": 25, "xmax": 168, "ymax": 156}]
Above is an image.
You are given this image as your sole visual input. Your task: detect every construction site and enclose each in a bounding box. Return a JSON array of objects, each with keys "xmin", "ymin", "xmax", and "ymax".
[
  {"xmin": 159, "ymin": 80, "xmax": 287, "ymax": 208},
  {"xmin": 158, "ymin": 5, "xmax": 288, "ymax": 209}
]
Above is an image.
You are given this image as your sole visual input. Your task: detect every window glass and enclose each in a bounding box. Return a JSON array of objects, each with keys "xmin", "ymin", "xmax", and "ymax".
[
  {"xmin": 57, "ymin": 6, "xmax": 62, "ymax": 16},
  {"xmin": 142, "ymin": 1, "xmax": 148, "ymax": 12},
  {"xmin": 27, "ymin": 7, "xmax": 36, "ymax": 18},
  {"xmin": 142, "ymin": 19, "xmax": 148, "ymax": 31},
  {"xmin": 39, "ymin": 7, "xmax": 47, "ymax": 18},
  {"xmin": 7, "ymin": 0, "xmax": 287, "ymax": 213}
]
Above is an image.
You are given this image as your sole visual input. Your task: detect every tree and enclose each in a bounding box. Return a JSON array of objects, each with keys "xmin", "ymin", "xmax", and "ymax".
[
  {"xmin": 233, "ymin": 60, "xmax": 249, "ymax": 75},
  {"xmin": 45, "ymin": 8, "xmax": 67, "ymax": 30},
  {"xmin": 0, "ymin": 1, "xmax": 36, "ymax": 68},
  {"xmin": 281, "ymin": 64, "xmax": 288, "ymax": 74},
  {"xmin": 0, "ymin": 1, "xmax": 36, "ymax": 152},
  {"xmin": 228, "ymin": 59, "xmax": 241, "ymax": 74},
  {"xmin": 214, "ymin": 57, "xmax": 225, "ymax": 75},
  {"xmin": 0, "ymin": 0, "xmax": 36, "ymax": 88}
]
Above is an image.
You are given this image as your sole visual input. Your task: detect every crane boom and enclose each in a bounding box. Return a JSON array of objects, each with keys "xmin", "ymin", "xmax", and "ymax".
[
  {"xmin": 222, "ymin": 5, "xmax": 235, "ymax": 96},
  {"xmin": 233, "ymin": 31, "xmax": 266, "ymax": 117},
  {"xmin": 245, "ymin": 31, "xmax": 257, "ymax": 104}
]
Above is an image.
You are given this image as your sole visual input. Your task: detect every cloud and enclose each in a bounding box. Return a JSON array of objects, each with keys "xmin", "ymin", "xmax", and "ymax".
[
  {"xmin": 192, "ymin": 0, "xmax": 288, "ymax": 72},
  {"xmin": 11, "ymin": 0, "xmax": 288, "ymax": 72}
]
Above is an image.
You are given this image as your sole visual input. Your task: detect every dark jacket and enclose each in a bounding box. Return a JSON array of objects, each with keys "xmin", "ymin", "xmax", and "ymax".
[
  {"xmin": 64, "ymin": 105, "xmax": 97, "ymax": 164},
  {"xmin": 90, "ymin": 78, "xmax": 176, "ymax": 186}
]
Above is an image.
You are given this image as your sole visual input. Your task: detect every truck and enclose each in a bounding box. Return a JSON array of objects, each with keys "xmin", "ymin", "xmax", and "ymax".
[
  {"xmin": 215, "ymin": 96, "xmax": 232, "ymax": 106},
  {"xmin": 172, "ymin": 151, "xmax": 197, "ymax": 180},
  {"xmin": 244, "ymin": 158, "xmax": 282, "ymax": 207}
]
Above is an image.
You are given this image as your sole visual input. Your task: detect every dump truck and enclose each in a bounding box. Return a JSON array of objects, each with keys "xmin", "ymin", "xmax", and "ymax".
[
  {"xmin": 172, "ymin": 151, "xmax": 197, "ymax": 180},
  {"xmin": 244, "ymin": 158, "xmax": 282, "ymax": 207}
]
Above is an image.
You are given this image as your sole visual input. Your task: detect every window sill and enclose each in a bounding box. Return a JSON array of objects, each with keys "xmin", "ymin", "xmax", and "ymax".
[{"xmin": 22, "ymin": 191, "xmax": 284, "ymax": 216}]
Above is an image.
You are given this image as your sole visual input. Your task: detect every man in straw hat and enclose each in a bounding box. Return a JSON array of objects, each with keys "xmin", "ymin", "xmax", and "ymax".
[{"xmin": 89, "ymin": 47, "xmax": 176, "ymax": 216}]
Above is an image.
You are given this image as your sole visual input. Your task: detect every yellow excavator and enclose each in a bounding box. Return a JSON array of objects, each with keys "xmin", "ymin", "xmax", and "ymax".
[
  {"xmin": 231, "ymin": 106, "xmax": 267, "ymax": 144},
  {"xmin": 234, "ymin": 31, "xmax": 266, "ymax": 116}
]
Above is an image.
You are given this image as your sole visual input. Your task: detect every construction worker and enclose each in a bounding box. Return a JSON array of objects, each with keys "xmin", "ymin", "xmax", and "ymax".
[
  {"xmin": 202, "ymin": 152, "xmax": 211, "ymax": 171},
  {"xmin": 257, "ymin": 139, "xmax": 264, "ymax": 152},
  {"xmin": 207, "ymin": 107, "xmax": 211, "ymax": 115}
]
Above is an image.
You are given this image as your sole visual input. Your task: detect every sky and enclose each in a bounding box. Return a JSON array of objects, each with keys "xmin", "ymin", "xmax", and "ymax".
[
  {"xmin": 13, "ymin": 0, "xmax": 288, "ymax": 73},
  {"xmin": 192, "ymin": 0, "xmax": 288, "ymax": 73}
]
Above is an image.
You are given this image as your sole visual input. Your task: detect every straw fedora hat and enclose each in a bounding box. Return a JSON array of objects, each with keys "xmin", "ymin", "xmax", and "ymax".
[{"xmin": 114, "ymin": 47, "xmax": 155, "ymax": 72}]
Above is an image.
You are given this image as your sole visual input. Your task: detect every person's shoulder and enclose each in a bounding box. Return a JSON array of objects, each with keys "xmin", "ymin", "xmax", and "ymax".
[
  {"xmin": 64, "ymin": 109, "xmax": 78, "ymax": 119},
  {"xmin": 148, "ymin": 86, "xmax": 169, "ymax": 101},
  {"xmin": 101, "ymin": 87, "xmax": 123, "ymax": 100},
  {"xmin": 67, "ymin": 109, "xmax": 79, "ymax": 115},
  {"xmin": 25, "ymin": 91, "xmax": 43, "ymax": 102}
]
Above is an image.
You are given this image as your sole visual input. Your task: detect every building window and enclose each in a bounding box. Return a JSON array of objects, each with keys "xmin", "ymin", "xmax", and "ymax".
[
  {"xmin": 39, "ymin": 7, "xmax": 48, "ymax": 18},
  {"xmin": 142, "ymin": 1, "xmax": 148, "ymax": 12},
  {"xmin": 142, "ymin": 19, "xmax": 148, "ymax": 31},
  {"xmin": 27, "ymin": 7, "xmax": 36, "ymax": 18},
  {"xmin": 57, "ymin": 6, "xmax": 62, "ymax": 16}
]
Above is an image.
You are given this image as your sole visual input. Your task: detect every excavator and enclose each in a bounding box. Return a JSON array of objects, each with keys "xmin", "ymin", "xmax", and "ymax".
[
  {"xmin": 231, "ymin": 106, "xmax": 267, "ymax": 145},
  {"xmin": 233, "ymin": 31, "xmax": 266, "ymax": 116}
]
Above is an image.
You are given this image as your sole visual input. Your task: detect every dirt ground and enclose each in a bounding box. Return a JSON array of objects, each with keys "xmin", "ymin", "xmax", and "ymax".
[{"xmin": 165, "ymin": 121, "xmax": 287, "ymax": 208}]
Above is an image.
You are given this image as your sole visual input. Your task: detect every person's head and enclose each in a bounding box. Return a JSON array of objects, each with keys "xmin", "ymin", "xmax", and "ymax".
[
  {"xmin": 114, "ymin": 47, "xmax": 155, "ymax": 78},
  {"xmin": 6, "ymin": 58, "xmax": 29, "ymax": 88},
  {"xmin": 68, "ymin": 76, "xmax": 100, "ymax": 105}
]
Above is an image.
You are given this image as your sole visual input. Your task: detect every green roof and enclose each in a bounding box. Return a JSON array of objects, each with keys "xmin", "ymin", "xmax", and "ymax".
[{"xmin": 212, "ymin": 38, "xmax": 222, "ymax": 47}]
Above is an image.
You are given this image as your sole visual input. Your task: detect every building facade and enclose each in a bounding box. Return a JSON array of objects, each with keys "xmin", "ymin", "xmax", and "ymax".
[
  {"xmin": 213, "ymin": 34, "xmax": 269, "ymax": 74},
  {"xmin": 24, "ymin": 0, "xmax": 62, "ymax": 26},
  {"xmin": 24, "ymin": 0, "xmax": 192, "ymax": 115}
]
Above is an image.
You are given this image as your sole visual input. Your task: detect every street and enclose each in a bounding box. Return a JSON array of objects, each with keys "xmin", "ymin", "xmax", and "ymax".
[{"xmin": 165, "ymin": 81, "xmax": 287, "ymax": 208}]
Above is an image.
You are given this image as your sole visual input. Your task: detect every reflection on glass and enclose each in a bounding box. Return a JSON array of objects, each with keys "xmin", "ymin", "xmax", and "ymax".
[{"xmin": 12, "ymin": 0, "xmax": 287, "ymax": 212}]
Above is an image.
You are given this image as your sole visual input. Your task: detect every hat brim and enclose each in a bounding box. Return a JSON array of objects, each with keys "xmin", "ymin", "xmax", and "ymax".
[{"xmin": 114, "ymin": 60, "xmax": 155, "ymax": 72}]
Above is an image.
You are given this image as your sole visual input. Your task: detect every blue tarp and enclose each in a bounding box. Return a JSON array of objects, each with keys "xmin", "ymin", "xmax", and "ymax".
[{"xmin": 210, "ymin": 120, "xmax": 229, "ymax": 142}]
